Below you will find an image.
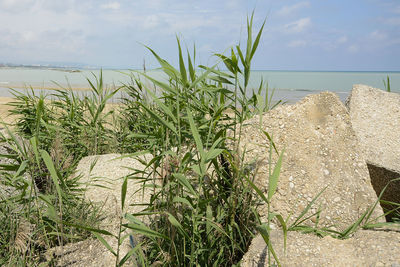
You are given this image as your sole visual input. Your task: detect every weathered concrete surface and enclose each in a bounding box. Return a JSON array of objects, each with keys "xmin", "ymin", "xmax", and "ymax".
[
  {"xmin": 346, "ymin": 84, "xmax": 400, "ymax": 172},
  {"xmin": 242, "ymin": 230, "xmax": 400, "ymax": 267},
  {"xmin": 232, "ymin": 92, "xmax": 384, "ymax": 231},
  {"xmin": 346, "ymin": 85, "xmax": 400, "ymax": 217},
  {"xmin": 46, "ymin": 153, "xmax": 154, "ymax": 266}
]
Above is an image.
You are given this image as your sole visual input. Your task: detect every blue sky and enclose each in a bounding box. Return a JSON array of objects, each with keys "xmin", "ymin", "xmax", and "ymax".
[{"xmin": 0, "ymin": 0, "xmax": 399, "ymax": 70}]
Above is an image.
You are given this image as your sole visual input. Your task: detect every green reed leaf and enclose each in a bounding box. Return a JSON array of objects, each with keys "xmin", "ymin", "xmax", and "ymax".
[
  {"xmin": 215, "ymin": 53, "xmax": 235, "ymax": 74},
  {"xmin": 121, "ymin": 176, "xmax": 128, "ymax": 211},
  {"xmin": 177, "ymin": 37, "xmax": 187, "ymax": 85},
  {"xmin": 290, "ymin": 186, "xmax": 327, "ymax": 229},
  {"xmin": 246, "ymin": 12, "xmax": 253, "ymax": 63},
  {"xmin": 187, "ymin": 49, "xmax": 196, "ymax": 82},
  {"xmin": 93, "ymin": 232, "xmax": 117, "ymax": 256},
  {"xmin": 257, "ymin": 224, "xmax": 281, "ymax": 267},
  {"xmin": 205, "ymin": 149, "xmax": 224, "ymax": 163},
  {"xmin": 187, "ymin": 64, "xmax": 216, "ymax": 90},
  {"xmin": 173, "ymin": 196, "xmax": 193, "ymax": 208},
  {"xmin": 40, "ymin": 150, "xmax": 62, "ymax": 205},
  {"xmin": 123, "ymin": 223, "xmax": 169, "ymax": 240},
  {"xmin": 167, "ymin": 212, "xmax": 189, "ymax": 239},
  {"xmin": 143, "ymin": 86, "xmax": 177, "ymax": 124},
  {"xmin": 186, "ymin": 107, "xmax": 204, "ymax": 157},
  {"xmin": 268, "ymin": 148, "xmax": 284, "ymax": 202},
  {"xmin": 138, "ymin": 102, "xmax": 177, "ymax": 135},
  {"xmin": 144, "ymin": 45, "xmax": 180, "ymax": 79},
  {"xmin": 250, "ymin": 18, "xmax": 266, "ymax": 61},
  {"xmin": 245, "ymin": 175, "xmax": 268, "ymax": 204},
  {"xmin": 275, "ymin": 214, "xmax": 287, "ymax": 253},
  {"xmin": 173, "ymin": 173, "xmax": 197, "ymax": 196},
  {"xmin": 62, "ymin": 221, "xmax": 115, "ymax": 236}
]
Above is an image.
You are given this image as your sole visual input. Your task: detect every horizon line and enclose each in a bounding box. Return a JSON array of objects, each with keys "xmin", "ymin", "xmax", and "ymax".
[{"xmin": 1, "ymin": 65, "xmax": 399, "ymax": 73}]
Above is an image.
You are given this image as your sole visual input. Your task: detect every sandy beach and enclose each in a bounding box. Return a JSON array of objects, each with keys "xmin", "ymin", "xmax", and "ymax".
[{"xmin": 0, "ymin": 97, "xmax": 17, "ymax": 125}]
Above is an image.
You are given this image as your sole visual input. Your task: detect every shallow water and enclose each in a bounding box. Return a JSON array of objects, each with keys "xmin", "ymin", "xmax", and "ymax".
[{"xmin": 0, "ymin": 68, "xmax": 398, "ymax": 103}]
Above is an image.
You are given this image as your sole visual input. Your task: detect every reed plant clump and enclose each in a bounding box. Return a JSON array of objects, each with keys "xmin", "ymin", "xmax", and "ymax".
[
  {"xmin": 9, "ymin": 71, "xmax": 121, "ymax": 161},
  {"xmin": 0, "ymin": 73, "xmax": 118, "ymax": 265},
  {"xmin": 107, "ymin": 13, "xmax": 288, "ymax": 266},
  {"xmin": 0, "ymin": 130, "xmax": 102, "ymax": 265}
]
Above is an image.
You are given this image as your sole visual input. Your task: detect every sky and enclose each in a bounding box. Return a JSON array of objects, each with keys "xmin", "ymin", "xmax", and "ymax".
[{"xmin": 0, "ymin": 0, "xmax": 399, "ymax": 71}]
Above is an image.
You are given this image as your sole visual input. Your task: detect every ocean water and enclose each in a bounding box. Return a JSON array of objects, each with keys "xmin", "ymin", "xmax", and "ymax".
[{"xmin": 0, "ymin": 68, "xmax": 399, "ymax": 102}]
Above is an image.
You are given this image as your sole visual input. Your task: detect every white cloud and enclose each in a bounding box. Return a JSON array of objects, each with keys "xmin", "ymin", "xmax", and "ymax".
[
  {"xmin": 1, "ymin": 0, "xmax": 18, "ymax": 7},
  {"xmin": 225, "ymin": 0, "xmax": 241, "ymax": 10},
  {"xmin": 337, "ymin": 36, "xmax": 348, "ymax": 44},
  {"xmin": 284, "ymin": 17, "xmax": 311, "ymax": 33},
  {"xmin": 369, "ymin": 30, "xmax": 387, "ymax": 41},
  {"xmin": 392, "ymin": 5, "xmax": 400, "ymax": 14},
  {"xmin": 142, "ymin": 15, "xmax": 160, "ymax": 29},
  {"xmin": 390, "ymin": 38, "xmax": 400, "ymax": 45},
  {"xmin": 277, "ymin": 1, "xmax": 310, "ymax": 17},
  {"xmin": 383, "ymin": 17, "xmax": 400, "ymax": 26},
  {"xmin": 199, "ymin": 44, "xmax": 213, "ymax": 53},
  {"xmin": 142, "ymin": 12, "xmax": 229, "ymax": 35},
  {"xmin": 287, "ymin": 40, "xmax": 307, "ymax": 48},
  {"xmin": 21, "ymin": 31, "xmax": 36, "ymax": 42},
  {"xmin": 321, "ymin": 35, "xmax": 348, "ymax": 51},
  {"xmin": 0, "ymin": 0, "xmax": 91, "ymax": 62},
  {"xmin": 348, "ymin": 44, "xmax": 359, "ymax": 53},
  {"xmin": 0, "ymin": 0, "xmax": 36, "ymax": 12},
  {"xmin": 101, "ymin": 2, "xmax": 120, "ymax": 10},
  {"xmin": 0, "ymin": 28, "xmax": 87, "ymax": 63}
]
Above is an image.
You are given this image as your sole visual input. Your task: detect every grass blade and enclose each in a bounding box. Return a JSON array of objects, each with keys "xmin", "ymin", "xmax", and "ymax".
[
  {"xmin": 144, "ymin": 45, "xmax": 179, "ymax": 79},
  {"xmin": 186, "ymin": 107, "xmax": 204, "ymax": 158},
  {"xmin": 93, "ymin": 232, "xmax": 117, "ymax": 256},
  {"xmin": 187, "ymin": 48, "xmax": 196, "ymax": 82},
  {"xmin": 143, "ymin": 81, "xmax": 178, "ymax": 124},
  {"xmin": 123, "ymin": 223, "xmax": 169, "ymax": 240},
  {"xmin": 290, "ymin": 186, "xmax": 327, "ymax": 229},
  {"xmin": 257, "ymin": 224, "xmax": 281, "ymax": 267},
  {"xmin": 173, "ymin": 173, "xmax": 197, "ymax": 196},
  {"xmin": 245, "ymin": 175, "xmax": 268, "ymax": 204},
  {"xmin": 40, "ymin": 150, "xmax": 62, "ymax": 205},
  {"xmin": 121, "ymin": 176, "xmax": 128, "ymax": 211},
  {"xmin": 177, "ymin": 37, "xmax": 187, "ymax": 85},
  {"xmin": 268, "ymin": 149, "xmax": 284, "ymax": 202},
  {"xmin": 138, "ymin": 102, "xmax": 177, "ymax": 135},
  {"xmin": 250, "ymin": 18, "xmax": 266, "ymax": 61},
  {"xmin": 167, "ymin": 212, "xmax": 189, "ymax": 239}
]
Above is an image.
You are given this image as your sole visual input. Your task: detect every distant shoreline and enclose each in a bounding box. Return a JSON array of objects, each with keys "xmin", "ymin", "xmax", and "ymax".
[{"xmin": 1, "ymin": 66, "xmax": 399, "ymax": 73}]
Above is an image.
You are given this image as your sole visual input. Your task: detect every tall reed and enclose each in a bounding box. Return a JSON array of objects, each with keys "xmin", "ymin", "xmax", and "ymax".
[{"xmin": 99, "ymin": 12, "xmax": 288, "ymax": 266}]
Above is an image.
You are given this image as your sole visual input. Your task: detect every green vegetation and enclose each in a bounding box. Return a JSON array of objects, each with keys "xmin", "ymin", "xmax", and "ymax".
[
  {"xmin": 0, "ymin": 13, "xmax": 281, "ymax": 266},
  {"xmin": 0, "ymin": 13, "xmax": 398, "ymax": 267},
  {"xmin": 384, "ymin": 75, "xmax": 391, "ymax": 92}
]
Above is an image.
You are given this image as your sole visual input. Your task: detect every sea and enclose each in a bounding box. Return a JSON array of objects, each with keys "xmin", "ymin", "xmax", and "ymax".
[{"xmin": 0, "ymin": 68, "xmax": 399, "ymax": 103}]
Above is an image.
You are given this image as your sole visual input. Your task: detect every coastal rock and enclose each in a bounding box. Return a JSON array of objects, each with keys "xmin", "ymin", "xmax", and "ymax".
[
  {"xmin": 346, "ymin": 84, "xmax": 400, "ymax": 219},
  {"xmin": 241, "ymin": 230, "xmax": 400, "ymax": 266},
  {"xmin": 232, "ymin": 92, "xmax": 383, "ymax": 230},
  {"xmin": 47, "ymin": 153, "xmax": 154, "ymax": 266}
]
